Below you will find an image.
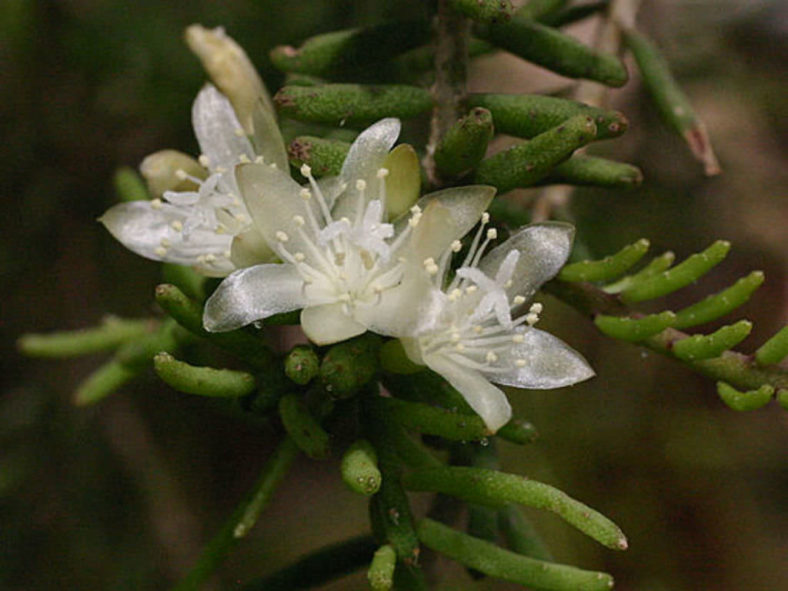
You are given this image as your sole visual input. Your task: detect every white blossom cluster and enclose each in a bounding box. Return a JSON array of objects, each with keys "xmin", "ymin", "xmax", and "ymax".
[{"xmin": 101, "ymin": 26, "xmax": 593, "ymax": 432}]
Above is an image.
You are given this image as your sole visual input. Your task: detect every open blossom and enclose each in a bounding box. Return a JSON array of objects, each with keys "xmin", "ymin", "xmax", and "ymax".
[
  {"xmin": 203, "ymin": 118, "xmax": 495, "ymax": 345},
  {"xmin": 399, "ymin": 221, "xmax": 595, "ymax": 432},
  {"xmin": 100, "ymin": 84, "xmax": 286, "ymax": 276}
]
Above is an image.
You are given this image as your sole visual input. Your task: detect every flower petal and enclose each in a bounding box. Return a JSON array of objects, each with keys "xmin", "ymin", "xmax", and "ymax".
[
  {"xmin": 236, "ymin": 162, "xmax": 320, "ymax": 256},
  {"xmin": 192, "ymin": 84, "xmax": 255, "ymax": 172},
  {"xmin": 402, "ymin": 185, "xmax": 496, "ymax": 262},
  {"xmin": 250, "ymin": 97, "xmax": 288, "ymax": 170},
  {"xmin": 383, "ymin": 144, "xmax": 421, "ymax": 219},
  {"xmin": 99, "ymin": 201, "xmax": 233, "ymax": 274},
  {"xmin": 489, "ymin": 327, "xmax": 595, "ymax": 389},
  {"xmin": 478, "ymin": 222, "xmax": 574, "ymax": 301},
  {"xmin": 203, "ymin": 264, "xmax": 305, "ymax": 332},
  {"xmin": 300, "ymin": 303, "xmax": 367, "ymax": 345},
  {"xmin": 332, "ymin": 118, "xmax": 401, "ymax": 221},
  {"xmin": 425, "ymin": 354, "xmax": 512, "ymax": 433},
  {"xmin": 229, "ymin": 227, "xmax": 276, "ymax": 268}
]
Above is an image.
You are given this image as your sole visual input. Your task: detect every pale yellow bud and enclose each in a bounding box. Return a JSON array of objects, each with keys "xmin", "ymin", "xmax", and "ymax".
[
  {"xmin": 139, "ymin": 150, "xmax": 206, "ymax": 197},
  {"xmin": 185, "ymin": 24, "xmax": 274, "ymax": 133}
]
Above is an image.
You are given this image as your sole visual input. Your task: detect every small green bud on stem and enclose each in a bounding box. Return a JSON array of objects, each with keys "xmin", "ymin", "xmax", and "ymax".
[
  {"xmin": 341, "ymin": 439, "xmax": 382, "ymax": 496},
  {"xmin": 284, "ymin": 344, "xmax": 320, "ymax": 385},
  {"xmin": 434, "ymin": 107, "xmax": 494, "ymax": 177},
  {"xmin": 320, "ymin": 333, "xmax": 380, "ymax": 398}
]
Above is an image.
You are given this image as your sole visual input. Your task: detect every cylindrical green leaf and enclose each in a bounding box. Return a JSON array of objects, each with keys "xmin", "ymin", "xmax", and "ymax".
[
  {"xmin": 341, "ymin": 439, "xmax": 382, "ymax": 496},
  {"xmin": 449, "ymin": 0, "xmax": 514, "ymax": 24},
  {"xmin": 274, "ymin": 84, "xmax": 433, "ymax": 127},
  {"xmin": 604, "ymin": 252, "xmax": 676, "ymax": 295},
  {"xmin": 538, "ymin": 155, "xmax": 643, "ymax": 189},
  {"xmin": 717, "ymin": 381, "xmax": 774, "ymax": 412},
  {"xmin": 113, "ymin": 166, "xmax": 149, "ymax": 202},
  {"xmin": 373, "ymin": 396, "xmax": 491, "ymax": 440},
  {"xmin": 74, "ymin": 359, "xmax": 137, "ymax": 406},
  {"xmin": 155, "ymin": 283, "xmax": 275, "ymax": 368},
  {"xmin": 434, "ymin": 107, "xmax": 495, "ymax": 177},
  {"xmin": 270, "ymin": 21, "xmax": 431, "ymax": 77},
  {"xmin": 498, "ymin": 504, "xmax": 553, "ymax": 561},
  {"xmin": 284, "ymin": 344, "xmax": 320, "ymax": 385},
  {"xmin": 777, "ymin": 389, "xmax": 788, "ymax": 411},
  {"xmin": 560, "ymin": 239, "xmax": 650, "ymax": 283},
  {"xmin": 595, "ymin": 311, "xmax": 676, "ymax": 342},
  {"xmin": 320, "ymin": 333, "xmax": 380, "ymax": 398},
  {"xmin": 153, "ymin": 352, "xmax": 256, "ymax": 398},
  {"xmin": 475, "ymin": 115, "xmax": 597, "ymax": 193},
  {"xmin": 477, "ymin": 15, "xmax": 628, "ymax": 86},
  {"xmin": 18, "ymin": 316, "xmax": 154, "ymax": 358},
  {"xmin": 278, "ymin": 393, "xmax": 330, "ymax": 460},
  {"xmin": 672, "ymin": 320, "xmax": 752, "ymax": 361},
  {"xmin": 368, "ymin": 544, "xmax": 397, "ymax": 591},
  {"xmin": 288, "ymin": 136, "xmax": 349, "ymax": 177},
  {"xmin": 497, "ymin": 417, "xmax": 539, "ymax": 445},
  {"xmin": 418, "ymin": 519, "xmax": 615, "ymax": 590},
  {"xmin": 468, "ymin": 93, "xmax": 628, "ymax": 140},
  {"xmin": 405, "ymin": 467, "xmax": 627, "ymax": 550},
  {"xmin": 671, "ymin": 271, "xmax": 764, "ymax": 329},
  {"xmin": 161, "ymin": 263, "xmax": 206, "ymax": 302},
  {"xmin": 368, "ymin": 468, "xmax": 420, "ymax": 567},
  {"xmin": 620, "ymin": 241, "xmax": 731, "ymax": 304},
  {"xmin": 624, "ymin": 29, "xmax": 720, "ymax": 175},
  {"xmin": 754, "ymin": 326, "xmax": 788, "ymax": 366}
]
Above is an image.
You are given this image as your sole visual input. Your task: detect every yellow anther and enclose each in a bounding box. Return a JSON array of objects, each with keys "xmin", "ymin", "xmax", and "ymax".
[
  {"xmin": 529, "ymin": 302, "xmax": 543, "ymax": 314},
  {"xmin": 355, "ymin": 179, "xmax": 367, "ymax": 191},
  {"xmin": 171, "ymin": 220, "xmax": 183, "ymax": 232},
  {"xmin": 513, "ymin": 295, "xmax": 526, "ymax": 306},
  {"xmin": 486, "ymin": 351, "xmax": 498, "ymax": 363},
  {"xmin": 465, "ymin": 285, "xmax": 478, "ymax": 294},
  {"xmin": 292, "ymin": 215, "xmax": 305, "ymax": 226},
  {"xmin": 151, "ymin": 198, "xmax": 163, "ymax": 210},
  {"xmin": 238, "ymin": 154, "xmax": 251, "ymax": 163},
  {"xmin": 525, "ymin": 313, "xmax": 539, "ymax": 325},
  {"xmin": 204, "ymin": 254, "xmax": 216, "ymax": 263},
  {"xmin": 512, "ymin": 334, "xmax": 525, "ymax": 343},
  {"xmin": 481, "ymin": 212, "xmax": 490, "ymax": 224},
  {"xmin": 451, "ymin": 240, "xmax": 462, "ymax": 253},
  {"xmin": 299, "ymin": 188, "xmax": 312, "ymax": 200},
  {"xmin": 275, "ymin": 230, "xmax": 289, "ymax": 242},
  {"xmin": 455, "ymin": 343, "xmax": 466, "ymax": 352},
  {"xmin": 294, "ymin": 252, "xmax": 306, "ymax": 262},
  {"xmin": 175, "ymin": 169, "xmax": 188, "ymax": 180},
  {"xmin": 515, "ymin": 359, "xmax": 527, "ymax": 368},
  {"xmin": 376, "ymin": 168, "xmax": 389, "ymax": 179},
  {"xmin": 198, "ymin": 155, "xmax": 210, "ymax": 168},
  {"xmin": 154, "ymin": 246, "xmax": 167, "ymax": 256},
  {"xmin": 234, "ymin": 128, "xmax": 245, "ymax": 137},
  {"xmin": 254, "ymin": 155, "xmax": 264, "ymax": 164},
  {"xmin": 486, "ymin": 228, "xmax": 498, "ymax": 240},
  {"xmin": 300, "ymin": 163, "xmax": 312, "ymax": 177}
]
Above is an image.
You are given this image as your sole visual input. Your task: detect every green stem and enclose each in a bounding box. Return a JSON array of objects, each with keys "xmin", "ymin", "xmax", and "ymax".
[
  {"xmin": 18, "ymin": 316, "xmax": 155, "ymax": 357},
  {"xmin": 171, "ymin": 438, "xmax": 299, "ymax": 591},
  {"xmin": 240, "ymin": 536, "xmax": 377, "ymax": 590}
]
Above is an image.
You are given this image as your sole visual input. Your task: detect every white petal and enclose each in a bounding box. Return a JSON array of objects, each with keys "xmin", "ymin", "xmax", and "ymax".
[
  {"xmin": 490, "ymin": 327, "xmax": 595, "ymax": 389},
  {"xmin": 354, "ymin": 271, "xmax": 432, "ymax": 338},
  {"xmin": 425, "ymin": 354, "xmax": 512, "ymax": 433},
  {"xmin": 251, "ymin": 97, "xmax": 288, "ymax": 170},
  {"xmin": 333, "ymin": 118, "xmax": 401, "ymax": 221},
  {"xmin": 478, "ymin": 222, "xmax": 574, "ymax": 301},
  {"xmin": 300, "ymin": 303, "xmax": 367, "ymax": 345},
  {"xmin": 192, "ymin": 84, "xmax": 255, "ymax": 172},
  {"xmin": 100, "ymin": 201, "xmax": 232, "ymax": 273},
  {"xmin": 203, "ymin": 264, "xmax": 305, "ymax": 332},
  {"xmin": 229, "ymin": 227, "xmax": 276, "ymax": 268},
  {"xmin": 399, "ymin": 185, "xmax": 496, "ymax": 262},
  {"xmin": 236, "ymin": 162, "xmax": 319, "ymax": 256}
]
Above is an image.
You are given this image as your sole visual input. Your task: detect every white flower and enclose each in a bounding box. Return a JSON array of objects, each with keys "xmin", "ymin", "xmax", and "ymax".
[
  {"xmin": 399, "ymin": 221, "xmax": 595, "ymax": 433},
  {"xmin": 100, "ymin": 84, "xmax": 286, "ymax": 276},
  {"xmin": 203, "ymin": 118, "xmax": 495, "ymax": 345}
]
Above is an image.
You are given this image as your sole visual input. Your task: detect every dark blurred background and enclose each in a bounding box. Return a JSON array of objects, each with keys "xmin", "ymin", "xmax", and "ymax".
[{"xmin": 1, "ymin": 1, "xmax": 786, "ymax": 589}]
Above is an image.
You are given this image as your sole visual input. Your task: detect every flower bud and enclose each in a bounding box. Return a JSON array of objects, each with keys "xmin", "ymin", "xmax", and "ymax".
[
  {"xmin": 139, "ymin": 150, "xmax": 205, "ymax": 197},
  {"xmin": 185, "ymin": 24, "xmax": 274, "ymax": 133}
]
